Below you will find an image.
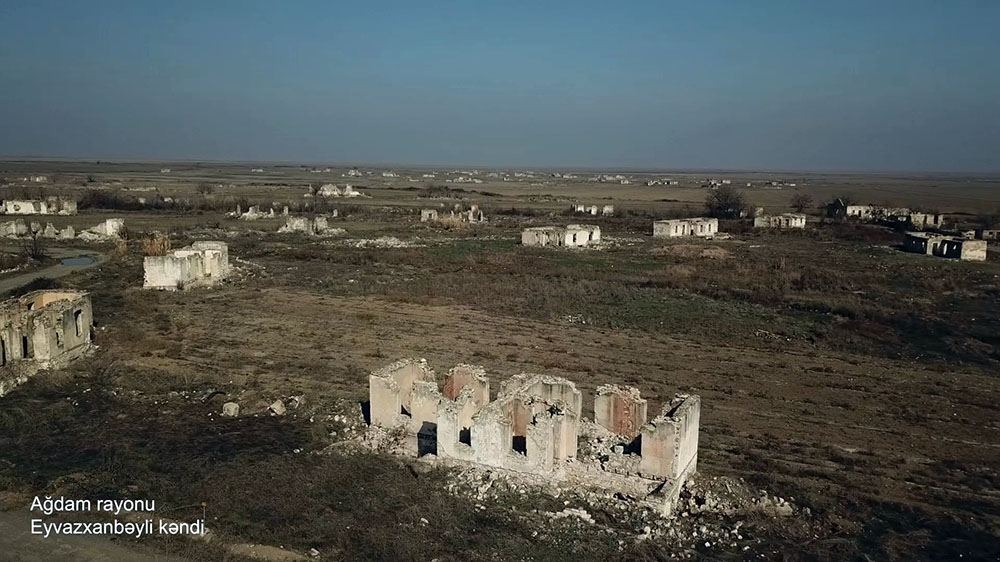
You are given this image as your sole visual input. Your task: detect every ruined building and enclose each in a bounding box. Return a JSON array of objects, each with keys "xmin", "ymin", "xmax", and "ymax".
[
  {"xmin": 572, "ymin": 204, "xmax": 614, "ymax": 216},
  {"xmin": 652, "ymin": 217, "xmax": 719, "ymax": 238},
  {"xmin": 277, "ymin": 216, "xmax": 341, "ymax": 236},
  {"xmin": 450, "ymin": 204, "xmax": 485, "ymax": 223},
  {"xmin": 0, "ymin": 290, "xmax": 94, "ymax": 396},
  {"xmin": 903, "ymin": 233, "xmax": 987, "ymax": 262},
  {"xmin": 420, "ymin": 209, "xmax": 439, "ymax": 222},
  {"xmin": 368, "ymin": 359, "xmax": 701, "ymax": 512},
  {"xmin": 753, "ymin": 213, "xmax": 806, "ymax": 229},
  {"xmin": 825, "ymin": 199, "xmax": 911, "ymax": 222},
  {"xmin": 143, "ymin": 241, "xmax": 231, "ymax": 290},
  {"xmin": 904, "ymin": 212, "xmax": 945, "ymax": 231},
  {"xmin": 1, "ymin": 197, "xmax": 78, "ymax": 216},
  {"xmin": 522, "ymin": 225, "xmax": 601, "ymax": 247}
]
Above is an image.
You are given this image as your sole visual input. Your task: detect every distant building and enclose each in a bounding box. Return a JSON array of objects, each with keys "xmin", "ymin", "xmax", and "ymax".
[
  {"xmin": 904, "ymin": 212, "xmax": 945, "ymax": 231},
  {"xmin": 753, "ymin": 214, "xmax": 806, "ymax": 229},
  {"xmin": 522, "ymin": 225, "xmax": 601, "ymax": 248},
  {"xmin": 825, "ymin": 199, "xmax": 910, "ymax": 222},
  {"xmin": 652, "ymin": 218, "xmax": 719, "ymax": 238},
  {"xmin": 2, "ymin": 197, "xmax": 77, "ymax": 216}
]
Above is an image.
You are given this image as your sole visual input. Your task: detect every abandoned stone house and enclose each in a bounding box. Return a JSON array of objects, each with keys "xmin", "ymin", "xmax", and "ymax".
[
  {"xmin": 975, "ymin": 229, "xmax": 999, "ymax": 241},
  {"xmin": 572, "ymin": 204, "xmax": 614, "ymax": 216},
  {"xmin": 904, "ymin": 212, "xmax": 944, "ymax": 231},
  {"xmin": 420, "ymin": 209, "xmax": 439, "ymax": 222},
  {"xmin": 753, "ymin": 213, "xmax": 806, "ymax": 229},
  {"xmin": 277, "ymin": 216, "xmax": 339, "ymax": 236},
  {"xmin": 0, "ymin": 290, "xmax": 93, "ymax": 396},
  {"xmin": 450, "ymin": 204, "xmax": 485, "ymax": 223},
  {"xmin": 143, "ymin": 241, "xmax": 231, "ymax": 290},
  {"xmin": 652, "ymin": 217, "xmax": 719, "ymax": 238},
  {"xmin": 521, "ymin": 225, "xmax": 601, "ymax": 247},
  {"xmin": 1, "ymin": 197, "xmax": 77, "ymax": 216},
  {"xmin": 368, "ymin": 359, "xmax": 700, "ymax": 491},
  {"xmin": 825, "ymin": 199, "xmax": 910, "ymax": 222},
  {"xmin": 903, "ymin": 232, "xmax": 987, "ymax": 262}
]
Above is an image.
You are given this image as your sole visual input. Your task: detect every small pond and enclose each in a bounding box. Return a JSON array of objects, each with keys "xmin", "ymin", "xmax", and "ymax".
[{"xmin": 60, "ymin": 256, "xmax": 97, "ymax": 267}]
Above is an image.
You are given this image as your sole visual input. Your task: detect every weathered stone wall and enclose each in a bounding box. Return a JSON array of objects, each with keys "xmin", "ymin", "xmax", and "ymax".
[
  {"xmin": 595, "ymin": 384, "xmax": 648, "ymax": 438},
  {"xmin": 143, "ymin": 241, "xmax": 230, "ymax": 290},
  {"xmin": 0, "ymin": 290, "xmax": 93, "ymax": 396},
  {"xmin": 638, "ymin": 395, "xmax": 701, "ymax": 480},
  {"xmin": 653, "ymin": 218, "xmax": 718, "ymax": 238}
]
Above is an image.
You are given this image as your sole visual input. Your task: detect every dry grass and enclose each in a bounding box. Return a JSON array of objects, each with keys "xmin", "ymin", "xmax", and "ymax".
[{"xmin": 140, "ymin": 232, "xmax": 171, "ymax": 256}]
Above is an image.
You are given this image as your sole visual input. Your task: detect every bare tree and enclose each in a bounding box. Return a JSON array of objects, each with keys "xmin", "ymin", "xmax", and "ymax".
[
  {"xmin": 705, "ymin": 185, "xmax": 747, "ymax": 219},
  {"xmin": 21, "ymin": 231, "xmax": 46, "ymax": 261},
  {"xmin": 790, "ymin": 192, "xmax": 813, "ymax": 213}
]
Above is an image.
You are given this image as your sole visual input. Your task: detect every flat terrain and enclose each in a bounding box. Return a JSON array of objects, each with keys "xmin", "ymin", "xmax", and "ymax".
[{"xmin": 0, "ymin": 161, "xmax": 998, "ymax": 561}]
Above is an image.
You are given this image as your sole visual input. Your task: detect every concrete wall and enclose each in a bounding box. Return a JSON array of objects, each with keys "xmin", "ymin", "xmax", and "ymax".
[
  {"xmin": 595, "ymin": 384, "xmax": 648, "ymax": 438},
  {"xmin": 754, "ymin": 214, "xmax": 806, "ymax": 229},
  {"xmin": 368, "ymin": 358, "xmax": 438, "ymax": 429},
  {"xmin": 638, "ymin": 395, "xmax": 701, "ymax": 480},
  {"xmin": 653, "ymin": 218, "xmax": 718, "ymax": 238},
  {"xmin": 522, "ymin": 227, "xmax": 562, "ymax": 247},
  {"xmin": 143, "ymin": 242, "xmax": 230, "ymax": 290}
]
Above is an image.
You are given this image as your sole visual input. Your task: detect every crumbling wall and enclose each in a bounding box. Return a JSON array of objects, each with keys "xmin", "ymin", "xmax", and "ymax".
[
  {"xmin": 638, "ymin": 395, "xmax": 701, "ymax": 481},
  {"xmin": 653, "ymin": 218, "xmax": 719, "ymax": 238},
  {"xmin": 753, "ymin": 214, "xmax": 806, "ymax": 229},
  {"xmin": 143, "ymin": 241, "xmax": 230, "ymax": 290},
  {"xmin": 595, "ymin": 385, "xmax": 648, "ymax": 438},
  {"xmin": 0, "ymin": 290, "xmax": 93, "ymax": 396},
  {"xmin": 368, "ymin": 358, "xmax": 438, "ymax": 428},
  {"xmin": 365, "ymin": 360, "xmax": 701, "ymax": 499}
]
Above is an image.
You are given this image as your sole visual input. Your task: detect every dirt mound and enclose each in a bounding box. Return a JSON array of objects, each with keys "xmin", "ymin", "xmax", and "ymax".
[{"xmin": 652, "ymin": 244, "xmax": 731, "ymax": 259}]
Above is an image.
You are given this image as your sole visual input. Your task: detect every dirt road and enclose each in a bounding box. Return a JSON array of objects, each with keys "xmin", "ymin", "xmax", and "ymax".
[{"xmin": 0, "ymin": 247, "xmax": 107, "ymax": 294}]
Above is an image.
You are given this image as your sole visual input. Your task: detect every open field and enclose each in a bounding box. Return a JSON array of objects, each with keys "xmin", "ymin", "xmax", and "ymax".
[{"xmin": 0, "ymin": 161, "xmax": 998, "ymax": 560}]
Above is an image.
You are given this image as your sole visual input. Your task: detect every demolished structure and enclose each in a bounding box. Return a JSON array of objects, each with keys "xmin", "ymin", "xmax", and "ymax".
[
  {"xmin": 143, "ymin": 241, "xmax": 231, "ymax": 290},
  {"xmin": 903, "ymin": 232, "xmax": 987, "ymax": 262},
  {"xmin": 317, "ymin": 184, "xmax": 365, "ymax": 198},
  {"xmin": 572, "ymin": 204, "xmax": 614, "ymax": 216},
  {"xmin": 0, "ymin": 290, "xmax": 94, "ymax": 396},
  {"xmin": 903, "ymin": 212, "xmax": 945, "ymax": 231},
  {"xmin": 976, "ymin": 229, "xmax": 999, "ymax": 241},
  {"xmin": 420, "ymin": 209, "xmax": 439, "ymax": 222},
  {"xmin": 367, "ymin": 359, "xmax": 700, "ymax": 513},
  {"xmin": 0, "ymin": 218, "xmax": 114, "ymax": 241},
  {"xmin": 652, "ymin": 218, "xmax": 719, "ymax": 238},
  {"xmin": 449, "ymin": 204, "xmax": 485, "ymax": 224},
  {"xmin": 522, "ymin": 225, "xmax": 601, "ymax": 247},
  {"xmin": 277, "ymin": 216, "xmax": 343, "ymax": 236},
  {"xmin": 78, "ymin": 218, "xmax": 125, "ymax": 241},
  {"xmin": 1, "ymin": 197, "xmax": 77, "ymax": 216},
  {"xmin": 753, "ymin": 213, "xmax": 806, "ymax": 229},
  {"xmin": 825, "ymin": 199, "xmax": 911, "ymax": 222}
]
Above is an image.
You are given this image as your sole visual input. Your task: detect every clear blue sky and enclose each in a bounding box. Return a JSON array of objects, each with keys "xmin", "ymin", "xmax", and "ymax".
[{"xmin": 1, "ymin": 1, "xmax": 998, "ymax": 172}]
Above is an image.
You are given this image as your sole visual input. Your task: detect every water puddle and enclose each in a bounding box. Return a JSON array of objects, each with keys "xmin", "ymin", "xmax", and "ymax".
[{"xmin": 60, "ymin": 256, "xmax": 97, "ymax": 267}]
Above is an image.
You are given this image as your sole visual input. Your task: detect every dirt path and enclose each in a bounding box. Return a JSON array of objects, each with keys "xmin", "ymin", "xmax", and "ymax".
[
  {"xmin": 0, "ymin": 512, "xmax": 185, "ymax": 562},
  {"xmin": 0, "ymin": 247, "xmax": 108, "ymax": 294}
]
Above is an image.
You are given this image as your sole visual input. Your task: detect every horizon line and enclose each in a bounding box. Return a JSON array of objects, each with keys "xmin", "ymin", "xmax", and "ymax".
[{"xmin": 0, "ymin": 154, "xmax": 998, "ymax": 179}]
